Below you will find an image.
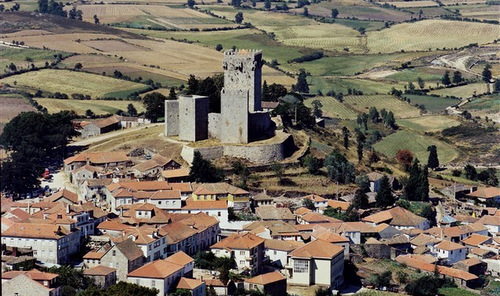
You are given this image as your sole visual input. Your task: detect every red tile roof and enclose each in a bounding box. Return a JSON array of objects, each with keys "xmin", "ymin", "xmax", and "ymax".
[
  {"xmin": 436, "ymin": 240, "xmax": 465, "ymax": 251},
  {"xmin": 2, "ymin": 223, "xmax": 71, "ymax": 239},
  {"xmin": 245, "ymin": 271, "xmax": 285, "ymax": 285},
  {"xmin": 83, "ymin": 265, "xmax": 116, "ymax": 276},
  {"xmin": 362, "ymin": 206, "xmax": 427, "ymax": 227},
  {"xmin": 289, "ymin": 239, "xmax": 344, "ymax": 259},
  {"xmin": 46, "ymin": 189, "xmax": 79, "ymax": 204},
  {"xmin": 127, "ymin": 259, "xmax": 183, "ymax": 279},
  {"xmin": 164, "ymin": 251, "xmax": 194, "ymax": 266},
  {"xmin": 462, "ymin": 234, "xmax": 492, "ymax": 247},
  {"xmin": 1, "ymin": 269, "xmax": 58, "ymax": 281},
  {"xmin": 211, "ymin": 233, "xmax": 264, "ymax": 250},
  {"xmin": 183, "ymin": 199, "xmax": 228, "ymax": 210},
  {"xmin": 396, "ymin": 255, "xmax": 478, "ymax": 281},
  {"xmin": 177, "ymin": 277, "xmax": 203, "ymax": 290},
  {"xmin": 468, "ymin": 187, "xmax": 500, "ymax": 199},
  {"xmin": 64, "ymin": 151, "xmax": 130, "ymax": 165}
]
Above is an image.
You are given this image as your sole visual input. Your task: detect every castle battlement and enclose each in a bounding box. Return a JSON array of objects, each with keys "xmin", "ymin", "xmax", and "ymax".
[{"xmin": 223, "ymin": 49, "xmax": 262, "ymax": 56}]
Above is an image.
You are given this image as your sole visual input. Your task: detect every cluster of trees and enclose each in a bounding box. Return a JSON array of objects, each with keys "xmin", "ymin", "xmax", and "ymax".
[
  {"xmin": 1, "ymin": 111, "xmax": 78, "ymax": 194},
  {"xmin": 404, "ymin": 158, "xmax": 430, "ymax": 201},
  {"xmin": 441, "ymin": 70, "xmax": 464, "ymax": 86},
  {"xmin": 288, "ymin": 51, "xmax": 324, "ymax": 63},
  {"xmin": 324, "ymin": 150, "xmax": 356, "ymax": 184},
  {"xmin": 194, "ymin": 251, "xmax": 235, "ymax": 285},
  {"xmin": 273, "ymin": 94, "xmax": 316, "ymax": 128},
  {"xmin": 262, "ymin": 81, "xmax": 287, "ymax": 102},
  {"xmin": 0, "ymin": 3, "xmax": 20, "ymax": 11},
  {"xmin": 292, "ymin": 69, "xmax": 309, "ymax": 93},
  {"xmin": 462, "ymin": 165, "xmax": 498, "ymax": 186},
  {"xmin": 186, "ymin": 73, "xmax": 224, "ymax": 113},
  {"xmin": 37, "ymin": 0, "xmax": 82, "ymax": 19},
  {"xmin": 356, "ymin": 107, "xmax": 396, "ymax": 130},
  {"xmin": 189, "ymin": 152, "xmax": 224, "ymax": 183}
]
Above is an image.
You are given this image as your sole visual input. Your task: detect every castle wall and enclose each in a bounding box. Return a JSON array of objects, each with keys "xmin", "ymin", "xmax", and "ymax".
[
  {"xmin": 248, "ymin": 112, "xmax": 275, "ymax": 142},
  {"xmin": 165, "ymin": 100, "xmax": 179, "ymax": 137},
  {"xmin": 220, "ymin": 89, "xmax": 249, "ymax": 144},
  {"xmin": 179, "ymin": 95, "xmax": 209, "ymax": 142},
  {"xmin": 181, "ymin": 145, "xmax": 224, "ymax": 165},
  {"xmin": 208, "ymin": 113, "xmax": 221, "ymax": 139}
]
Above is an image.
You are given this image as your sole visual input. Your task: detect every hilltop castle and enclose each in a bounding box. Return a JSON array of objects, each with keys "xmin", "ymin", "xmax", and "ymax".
[{"xmin": 165, "ymin": 49, "xmax": 275, "ymax": 144}]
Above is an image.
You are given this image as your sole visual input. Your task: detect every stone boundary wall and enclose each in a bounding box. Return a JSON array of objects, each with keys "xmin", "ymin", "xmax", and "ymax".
[{"xmin": 181, "ymin": 134, "xmax": 295, "ymax": 165}]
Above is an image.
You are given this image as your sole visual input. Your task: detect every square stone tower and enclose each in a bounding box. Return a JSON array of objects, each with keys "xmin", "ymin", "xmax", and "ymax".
[
  {"xmin": 179, "ymin": 95, "xmax": 209, "ymax": 142},
  {"xmin": 222, "ymin": 49, "xmax": 263, "ymax": 112}
]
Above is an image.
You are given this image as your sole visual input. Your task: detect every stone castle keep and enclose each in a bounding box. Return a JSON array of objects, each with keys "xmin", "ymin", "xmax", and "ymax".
[
  {"xmin": 165, "ymin": 49, "xmax": 275, "ymax": 144},
  {"xmin": 165, "ymin": 49, "xmax": 294, "ymax": 164}
]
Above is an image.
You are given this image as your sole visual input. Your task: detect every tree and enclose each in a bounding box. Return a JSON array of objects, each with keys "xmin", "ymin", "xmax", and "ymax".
[
  {"xmin": 303, "ymin": 7, "xmax": 309, "ymax": 16},
  {"xmin": 85, "ymin": 109, "xmax": 95, "ymax": 118},
  {"xmin": 231, "ymin": 0, "xmax": 241, "ymax": 7},
  {"xmin": 396, "ymin": 149, "xmax": 414, "ymax": 171},
  {"xmin": 142, "ymin": 92, "xmax": 166, "ymax": 122},
  {"xmin": 231, "ymin": 160, "xmax": 250, "ymax": 189},
  {"xmin": 417, "ymin": 77, "xmax": 425, "ymax": 90},
  {"xmin": 215, "ymin": 44, "xmax": 223, "ymax": 51},
  {"xmin": 252, "ymin": 0, "xmax": 256, "ymax": 7},
  {"xmin": 187, "ymin": 74, "xmax": 199, "ymax": 95},
  {"xmin": 368, "ymin": 106, "xmax": 379, "ymax": 123},
  {"xmin": 427, "ymin": 145, "xmax": 439, "ymax": 170},
  {"xmin": 271, "ymin": 162, "xmax": 285, "ymax": 184},
  {"xmin": 375, "ymin": 176, "xmax": 394, "ymax": 208},
  {"xmin": 369, "ymin": 270, "xmax": 392, "ymax": 288},
  {"xmin": 356, "ymin": 131, "xmax": 366, "ymax": 162},
  {"xmin": 331, "ymin": 8, "xmax": 339, "ymax": 18},
  {"xmin": 187, "ymin": 0, "xmax": 195, "ymax": 8},
  {"xmin": 368, "ymin": 151, "xmax": 380, "ymax": 164},
  {"xmin": 189, "ymin": 152, "xmax": 224, "ymax": 183},
  {"xmin": 311, "ymin": 100, "xmax": 323, "ymax": 118},
  {"xmin": 442, "ymin": 71, "xmax": 451, "ymax": 86},
  {"xmin": 342, "ymin": 126, "xmax": 350, "ymax": 150},
  {"xmin": 352, "ymin": 189, "xmax": 369, "ymax": 209},
  {"xmin": 357, "ymin": 27, "xmax": 366, "ymax": 35},
  {"xmin": 38, "ymin": 0, "xmax": 48, "ymax": 12},
  {"xmin": 355, "ymin": 173, "xmax": 370, "ymax": 193},
  {"xmin": 264, "ymin": 0, "xmax": 271, "ymax": 9},
  {"xmin": 302, "ymin": 154, "xmax": 322, "ymax": 175},
  {"xmin": 262, "ymin": 82, "xmax": 287, "ymax": 102},
  {"xmin": 103, "ymin": 282, "xmax": 159, "ymax": 296},
  {"xmin": 464, "ymin": 164, "xmax": 477, "ymax": 180},
  {"xmin": 361, "ymin": 113, "xmax": 369, "ymax": 130},
  {"xmin": 324, "ymin": 150, "xmax": 356, "ymax": 184},
  {"xmin": 295, "ymin": 69, "xmax": 309, "ymax": 93},
  {"xmin": 405, "ymin": 275, "xmax": 450, "ymax": 296},
  {"xmin": 234, "ymin": 12, "xmax": 244, "ymax": 24},
  {"xmin": 93, "ymin": 14, "xmax": 99, "ymax": 24},
  {"xmin": 74, "ymin": 62, "xmax": 83, "ymax": 70},
  {"xmin": 452, "ymin": 71, "xmax": 463, "ymax": 84},
  {"xmin": 8, "ymin": 62, "xmax": 16, "ymax": 72},
  {"xmin": 127, "ymin": 103, "xmax": 138, "ymax": 116},
  {"xmin": 482, "ymin": 64, "xmax": 492, "ymax": 83},
  {"xmin": 303, "ymin": 198, "xmax": 316, "ymax": 210},
  {"xmin": 477, "ymin": 168, "xmax": 499, "ymax": 186},
  {"xmin": 404, "ymin": 159, "xmax": 429, "ymax": 201}
]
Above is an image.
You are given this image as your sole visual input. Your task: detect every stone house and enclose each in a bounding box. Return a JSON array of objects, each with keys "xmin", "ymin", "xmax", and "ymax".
[
  {"xmin": 302, "ymin": 194, "xmax": 328, "ymax": 212},
  {"xmin": 255, "ymin": 205, "xmax": 295, "ymax": 223},
  {"xmin": 117, "ymin": 115, "xmax": 151, "ymax": 129},
  {"xmin": 244, "ymin": 271, "xmax": 287, "ymax": 296},
  {"xmin": 79, "ymin": 116, "xmax": 120, "ymax": 139},
  {"xmin": 174, "ymin": 199, "xmax": 228, "ymax": 225},
  {"xmin": 131, "ymin": 155, "xmax": 181, "ymax": 179},
  {"xmin": 478, "ymin": 215, "xmax": 500, "ymax": 235},
  {"xmin": 251, "ymin": 191, "xmax": 274, "ymax": 207},
  {"xmin": 210, "ymin": 233, "xmax": 265, "ymax": 276},
  {"xmin": 100, "ymin": 238, "xmax": 145, "ymax": 282},
  {"xmin": 191, "ymin": 183, "xmax": 250, "ymax": 209},
  {"xmin": 1, "ymin": 269, "xmax": 61, "ymax": 296},
  {"xmin": 362, "ymin": 206, "xmax": 430, "ymax": 230},
  {"xmin": 45, "ymin": 189, "xmax": 79, "ymax": 205},
  {"xmin": 64, "ymin": 151, "xmax": 131, "ymax": 173},
  {"xmin": 161, "ymin": 168, "xmax": 191, "ymax": 183},
  {"xmin": 83, "ymin": 265, "xmax": 117, "ymax": 289},
  {"xmin": 287, "ymin": 239, "xmax": 344, "ymax": 290},
  {"xmin": 71, "ymin": 165, "xmax": 103, "ymax": 186},
  {"xmin": 202, "ymin": 279, "xmax": 236, "ymax": 296},
  {"xmin": 264, "ymin": 239, "xmax": 303, "ymax": 268},
  {"xmin": 454, "ymin": 258, "xmax": 487, "ymax": 276}
]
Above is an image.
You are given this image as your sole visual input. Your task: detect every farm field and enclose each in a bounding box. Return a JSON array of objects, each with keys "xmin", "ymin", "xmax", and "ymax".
[
  {"xmin": 0, "ymin": 93, "xmax": 34, "ymax": 133},
  {"xmin": 343, "ymin": 95, "xmax": 421, "ymax": 118},
  {"xmin": 373, "ymin": 130, "xmax": 459, "ymax": 164},
  {"xmin": 452, "ymin": 4, "xmax": 500, "ymax": 21},
  {"xmin": 308, "ymin": 76, "xmax": 404, "ymax": 95},
  {"xmin": 429, "ymin": 82, "xmax": 489, "ymax": 98},
  {"xmin": 405, "ymin": 7, "xmax": 456, "ymax": 17},
  {"xmin": 0, "ymin": 69, "xmax": 149, "ymax": 98},
  {"xmin": 389, "ymin": 1, "xmax": 439, "ymax": 7},
  {"xmin": 463, "ymin": 94, "xmax": 500, "ymax": 112},
  {"xmin": 34, "ymin": 98, "xmax": 145, "ymax": 115},
  {"xmin": 366, "ymin": 20, "xmax": 500, "ymax": 53},
  {"xmin": 304, "ymin": 96, "xmax": 359, "ymax": 119},
  {"xmin": 402, "ymin": 94, "xmax": 458, "ymax": 113},
  {"xmin": 293, "ymin": 0, "xmax": 412, "ymax": 22},
  {"xmin": 397, "ymin": 115, "xmax": 460, "ymax": 132},
  {"xmin": 0, "ymin": 47, "xmax": 70, "ymax": 70},
  {"xmin": 384, "ymin": 67, "xmax": 446, "ymax": 83}
]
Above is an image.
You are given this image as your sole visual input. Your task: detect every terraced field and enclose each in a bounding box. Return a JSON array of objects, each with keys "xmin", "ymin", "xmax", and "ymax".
[
  {"xmin": 367, "ymin": 20, "xmax": 500, "ymax": 53},
  {"xmin": 389, "ymin": 1, "xmax": 439, "ymax": 7},
  {"xmin": 402, "ymin": 95, "xmax": 458, "ymax": 113},
  {"xmin": 304, "ymin": 96, "xmax": 359, "ymax": 119},
  {"xmin": 429, "ymin": 82, "xmax": 489, "ymax": 98},
  {"xmin": 0, "ymin": 69, "xmax": 149, "ymax": 98},
  {"xmin": 344, "ymin": 95, "xmax": 421, "ymax": 118},
  {"xmin": 34, "ymin": 98, "xmax": 145, "ymax": 115},
  {"xmin": 373, "ymin": 130, "xmax": 459, "ymax": 164},
  {"xmin": 0, "ymin": 47, "xmax": 70, "ymax": 70},
  {"xmin": 397, "ymin": 115, "xmax": 460, "ymax": 132}
]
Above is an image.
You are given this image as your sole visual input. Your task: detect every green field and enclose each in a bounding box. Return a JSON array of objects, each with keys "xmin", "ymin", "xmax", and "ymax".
[
  {"xmin": 438, "ymin": 288, "xmax": 478, "ymax": 296},
  {"xmin": 429, "ymin": 82, "xmax": 489, "ymax": 98},
  {"xmin": 397, "ymin": 115, "xmax": 460, "ymax": 132},
  {"xmin": 344, "ymin": 95, "xmax": 421, "ymax": 118},
  {"xmin": 34, "ymin": 98, "xmax": 145, "ymax": 115},
  {"xmin": 0, "ymin": 69, "xmax": 150, "ymax": 98},
  {"xmin": 373, "ymin": 130, "xmax": 459, "ymax": 163},
  {"xmin": 402, "ymin": 94, "xmax": 459, "ymax": 113},
  {"xmin": 463, "ymin": 94, "xmax": 500, "ymax": 112},
  {"xmin": 309, "ymin": 76, "xmax": 404, "ymax": 95},
  {"xmin": 385, "ymin": 67, "xmax": 445, "ymax": 82},
  {"xmin": 304, "ymin": 96, "xmax": 359, "ymax": 119},
  {"xmin": 0, "ymin": 47, "xmax": 70, "ymax": 70}
]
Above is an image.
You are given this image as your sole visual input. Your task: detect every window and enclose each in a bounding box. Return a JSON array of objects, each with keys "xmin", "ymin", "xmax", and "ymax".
[
  {"xmin": 112, "ymin": 250, "xmax": 116, "ymax": 256},
  {"xmin": 239, "ymin": 260, "xmax": 245, "ymax": 265},
  {"xmin": 152, "ymin": 280, "xmax": 155, "ymax": 287},
  {"xmin": 218, "ymin": 212, "xmax": 221, "ymax": 217},
  {"xmin": 149, "ymin": 245, "xmax": 152, "ymax": 250},
  {"xmin": 240, "ymin": 251, "xmax": 245, "ymax": 255},
  {"xmin": 158, "ymin": 201, "xmax": 162, "ymax": 205},
  {"xmin": 274, "ymin": 250, "xmax": 277, "ymax": 255},
  {"xmin": 136, "ymin": 279, "xmax": 140, "ymax": 285},
  {"xmin": 293, "ymin": 260, "xmax": 309, "ymax": 273}
]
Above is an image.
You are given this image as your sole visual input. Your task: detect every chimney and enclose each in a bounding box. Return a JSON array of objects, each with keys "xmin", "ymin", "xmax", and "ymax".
[
  {"xmin": 119, "ymin": 207, "xmax": 123, "ymax": 217},
  {"xmin": 86, "ymin": 157, "xmax": 90, "ymax": 165},
  {"xmin": 66, "ymin": 204, "xmax": 71, "ymax": 214},
  {"xmin": 440, "ymin": 228, "xmax": 444, "ymax": 239}
]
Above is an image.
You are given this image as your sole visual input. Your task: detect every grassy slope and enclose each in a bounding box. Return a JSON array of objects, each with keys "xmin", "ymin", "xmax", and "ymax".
[
  {"xmin": 34, "ymin": 98, "xmax": 145, "ymax": 115},
  {"xmin": 397, "ymin": 115, "xmax": 460, "ymax": 132},
  {"xmin": 0, "ymin": 69, "xmax": 149, "ymax": 98},
  {"xmin": 403, "ymin": 94, "xmax": 458, "ymax": 113}
]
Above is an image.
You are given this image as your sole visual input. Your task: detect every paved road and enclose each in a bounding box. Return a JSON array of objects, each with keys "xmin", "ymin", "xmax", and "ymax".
[{"xmin": 69, "ymin": 123, "xmax": 163, "ymax": 147}]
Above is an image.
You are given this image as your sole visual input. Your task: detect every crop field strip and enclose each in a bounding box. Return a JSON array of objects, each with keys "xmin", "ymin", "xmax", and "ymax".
[
  {"xmin": 397, "ymin": 115, "xmax": 460, "ymax": 132},
  {"xmin": 402, "ymin": 95, "xmax": 458, "ymax": 113},
  {"xmin": 343, "ymin": 95, "xmax": 421, "ymax": 118},
  {"xmin": 304, "ymin": 96, "xmax": 359, "ymax": 120},
  {"xmin": 34, "ymin": 98, "xmax": 146, "ymax": 115},
  {"xmin": 429, "ymin": 82, "xmax": 489, "ymax": 98},
  {"xmin": 373, "ymin": 130, "xmax": 460, "ymax": 164},
  {"xmin": 0, "ymin": 94, "xmax": 34, "ymax": 133}
]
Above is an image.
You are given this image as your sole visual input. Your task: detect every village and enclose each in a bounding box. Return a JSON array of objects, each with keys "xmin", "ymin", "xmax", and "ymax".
[{"xmin": 1, "ymin": 49, "xmax": 499, "ymax": 296}]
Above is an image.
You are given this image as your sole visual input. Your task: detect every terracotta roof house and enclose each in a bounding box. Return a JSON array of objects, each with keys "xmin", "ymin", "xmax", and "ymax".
[
  {"xmin": 255, "ymin": 205, "xmax": 295, "ymax": 223},
  {"xmin": 1, "ymin": 269, "xmax": 61, "ymax": 296},
  {"xmin": 244, "ymin": 271, "xmax": 287, "ymax": 296},
  {"xmin": 243, "ymin": 221, "xmax": 301, "ymax": 240},
  {"xmin": 462, "ymin": 234, "xmax": 493, "ymax": 248},
  {"xmin": 298, "ymin": 212, "xmax": 341, "ymax": 224},
  {"xmin": 396, "ymin": 255, "xmax": 479, "ymax": 287},
  {"xmin": 312, "ymin": 229, "xmax": 350, "ymax": 257},
  {"xmin": 131, "ymin": 155, "xmax": 181, "ymax": 179},
  {"xmin": 327, "ymin": 200, "xmax": 350, "ymax": 212},
  {"xmin": 45, "ymin": 189, "xmax": 79, "ymax": 204},
  {"xmin": 435, "ymin": 240, "xmax": 467, "ymax": 265},
  {"xmin": 162, "ymin": 167, "xmax": 191, "ymax": 182},
  {"xmin": 264, "ymin": 239, "xmax": 304, "ymax": 267},
  {"xmin": 477, "ymin": 215, "xmax": 500, "ymax": 235},
  {"xmin": 211, "ymin": 233, "xmax": 265, "ymax": 276},
  {"xmin": 203, "ymin": 278, "xmax": 236, "ymax": 296},
  {"xmin": 287, "ymin": 239, "xmax": 345, "ymax": 290},
  {"xmin": 454, "ymin": 258, "xmax": 487, "ymax": 276},
  {"xmin": 99, "ymin": 238, "xmax": 145, "ymax": 282},
  {"xmin": 176, "ymin": 277, "xmax": 206, "ymax": 296},
  {"xmin": 192, "ymin": 182, "xmax": 250, "ymax": 209},
  {"xmin": 362, "ymin": 206, "xmax": 430, "ymax": 230},
  {"xmin": 467, "ymin": 187, "xmax": 500, "ymax": 205},
  {"xmin": 78, "ymin": 116, "xmax": 120, "ymax": 139},
  {"xmin": 302, "ymin": 194, "xmax": 328, "ymax": 211}
]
